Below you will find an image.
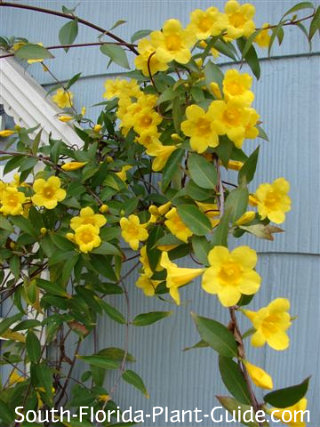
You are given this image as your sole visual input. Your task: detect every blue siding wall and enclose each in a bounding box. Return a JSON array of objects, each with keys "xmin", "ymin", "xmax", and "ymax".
[{"xmin": 1, "ymin": 1, "xmax": 319, "ymax": 425}]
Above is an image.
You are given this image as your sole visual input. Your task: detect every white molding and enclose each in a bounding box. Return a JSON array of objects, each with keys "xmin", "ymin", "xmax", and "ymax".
[{"xmin": 0, "ymin": 56, "xmax": 83, "ymax": 147}]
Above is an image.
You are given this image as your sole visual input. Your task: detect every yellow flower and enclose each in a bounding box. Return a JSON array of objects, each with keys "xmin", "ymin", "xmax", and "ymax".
[
  {"xmin": 146, "ymin": 142, "xmax": 178, "ymax": 171},
  {"xmin": 70, "ymin": 206, "xmax": 107, "ymax": 231},
  {"xmin": 255, "ymin": 23, "xmax": 271, "ymax": 48},
  {"xmin": 210, "ymin": 100, "xmax": 259, "ymax": 148},
  {"xmin": 40, "ymin": 227, "xmax": 47, "ymax": 235},
  {"xmin": 99, "ymin": 204, "xmax": 109, "ymax": 213},
  {"xmin": 202, "ymin": 246, "xmax": 261, "ymax": 307},
  {"xmin": 136, "ymin": 130, "xmax": 161, "ymax": 149},
  {"xmin": 0, "ymin": 186, "xmax": 26, "ymax": 216},
  {"xmin": 136, "ymin": 274, "xmax": 161, "ymax": 297},
  {"xmin": 151, "ymin": 19, "xmax": 195, "ymax": 64},
  {"xmin": 249, "ymin": 194, "xmax": 259, "ymax": 206},
  {"xmin": 133, "ymin": 107, "xmax": 162, "ymax": 136},
  {"xmin": 268, "ymin": 398, "xmax": 308, "ymax": 427},
  {"xmin": 236, "ymin": 211, "xmax": 255, "ymax": 225},
  {"xmin": 93, "ymin": 124, "xmax": 102, "ymax": 132},
  {"xmin": 52, "ymin": 88, "xmax": 73, "ymax": 109},
  {"xmin": 244, "ymin": 361, "xmax": 273, "ymax": 390},
  {"xmin": 181, "ymin": 105, "xmax": 219, "ymax": 153},
  {"xmin": 120, "ymin": 214, "xmax": 149, "ymax": 250},
  {"xmin": 9, "ymin": 369, "xmax": 25, "ymax": 386},
  {"xmin": 224, "ymin": 0, "xmax": 256, "ymax": 40},
  {"xmin": 98, "ymin": 394, "xmax": 111, "ymax": 403},
  {"xmin": 210, "ymin": 82, "xmax": 222, "ymax": 99},
  {"xmin": 0, "ymin": 129, "xmax": 16, "ymax": 137},
  {"xmin": 32, "ymin": 176, "xmax": 66, "ymax": 209},
  {"xmin": 58, "ymin": 115, "xmax": 73, "ymax": 123},
  {"xmin": 103, "ymin": 78, "xmax": 141, "ymax": 100},
  {"xmin": 255, "ymin": 178, "xmax": 291, "ymax": 224},
  {"xmin": 223, "ymin": 69, "xmax": 254, "ymax": 105},
  {"xmin": 61, "ymin": 161, "xmax": 87, "ymax": 171},
  {"xmin": 243, "ymin": 298, "xmax": 292, "ymax": 350},
  {"xmin": 115, "ymin": 165, "xmax": 132, "ymax": 182},
  {"xmin": 135, "ymin": 38, "xmax": 169, "ymax": 76},
  {"xmin": 160, "ymin": 252, "xmax": 204, "ymax": 305},
  {"xmin": 222, "ymin": 159, "xmax": 244, "ymax": 170},
  {"xmin": 164, "ymin": 207, "xmax": 193, "ymax": 243},
  {"xmin": 73, "ymin": 224, "xmax": 101, "ymax": 253},
  {"xmin": 187, "ymin": 7, "xmax": 227, "ymax": 40}
]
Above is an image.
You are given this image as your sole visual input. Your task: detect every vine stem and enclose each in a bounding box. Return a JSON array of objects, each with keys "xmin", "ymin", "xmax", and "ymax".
[
  {"xmin": 0, "ymin": 2, "xmax": 138, "ymax": 55},
  {"xmin": 229, "ymin": 307, "xmax": 263, "ymax": 426}
]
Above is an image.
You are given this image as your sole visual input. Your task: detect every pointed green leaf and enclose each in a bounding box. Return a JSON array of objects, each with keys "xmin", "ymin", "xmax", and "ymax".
[
  {"xmin": 219, "ymin": 356, "xmax": 251, "ymax": 404},
  {"xmin": 122, "ymin": 369, "xmax": 149, "ymax": 398},
  {"xmin": 177, "ymin": 204, "xmax": 212, "ymax": 236},
  {"xmin": 132, "ymin": 311, "xmax": 172, "ymax": 326},
  {"xmin": 100, "ymin": 44, "xmax": 130, "ymax": 69},
  {"xmin": 188, "ymin": 153, "xmax": 217, "ymax": 189},
  {"xmin": 264, "ymin": 377, "xmax": 310, "ymax": 408}
]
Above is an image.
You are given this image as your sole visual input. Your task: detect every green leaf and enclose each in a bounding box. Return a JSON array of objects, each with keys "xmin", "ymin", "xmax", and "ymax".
[
  {"xmin": 91, "ymin": 241, "xmax": 121, "ymax": 256},
  {"xmin": 211, "ymin": 208, "xmax": 231, "ymax": 247},
  {"xmin": 238, "ymin": 146, "xmax": 260, "ymax": 185},
  {"xmin": 12, "ymin": 319, "xmax": 41, "ymax": 331},
  {"xmin": 264, "ymin": 377, "xmax": 310, "ymax": 408},
  {"xmin": 183, "ymin": 339, "xmax": 209, "ymax": 352},
  {"xmin": 50, "ymin": 233, "xmax": 75, "ymax": 251},
  {"xmin": 191, "ymin": 312, "xmax": 238, "ymax": 358},
  {"xmin": 188, "ymin": 153, "xmax": 217, "ymax": 189},
  {"xmin": 237, "ymin": 38, "xmax": 260, "ymax": 79},
  {"xmin": 0, "ymin": 313, "xmax": 22, "ymax": 336},
  {"xmin": 15, "ymin": 43, "xmax": 54, "ymax": 60},
  {"xmin": 59, "ymin": 20, "xmax": 78, "ymax": 51},
  {"xmin": 213, "ymin": 39, "xmax": 238, "ymax": 61},
  {"xmin": 131, "ymin": 29, "xmax": 152, "ymax": 43},
  {"xmin": 89, "ymin": 254, "xmax": 117, "ymax": 282},
  {"xmin": 26, "ymin": 331, "xmax": 41, "ymax": 363},
  {"xmin": 257, "ymin": 125, "xmax": 269, "ymax": 141},
  {"xmin": 10, "ymin": 215, "xmax": 37, "ymax": 237},
  {"xmin": 98, "ymin": 347, "xmax": 135, "ymax": 362},
  {"xmin": 172, "ymin": 96, "xmax": 183, "ymax": 132},
  {"xmin": 225, "ymin": 187, "xmax": 249, "ymax": 222},
  {"xmin": 161, "ymin": 148, "xmax": 184, "ymax": 191},
  {"xmin": 0, "ymin": 216, "xmax": 14, "ymax": 232},
  {"xmin": 186, "ymin": 179, "xmax": 211, "ymax": 201},
  {"xmin": 216, "ymin": 396, "xmax": 259, "ymax": 427},
  {"xmin": 192, "ymin": 235, "xmax": 210, "ymax": 265},
  {"xmin": 101, "ymin": 300, "xmax": 126, "ymax": 324},
  {"xmin": 100, "ymin": 44, "xmax": 130, "ymax": 69},
  {"xmin": 0, "ymin": 399, "xmax": 15, "ymax": 424},
  {"xmin": 60, "ymin": 254, "xmax": 79, "ymax": 284},
  {"xmin": 122, "ymin": 369, "xmax": 149, "ymax": 398},
  {"xmin": 77, "ymin": 354, "xmax": 119, "ymax": 370},
  {"xmin": 9, "ymin": 255, "xmax": 20, "ymax": 280},
  {"xmin": 204, "ymin": 60, "xmax": 224, "ymax": 91},
  {"xmin": 66, "ymin": 72, "xmax": 82, "ymax": 89},
  {"xmin": 36, "ymin": 278, "xmax": 68, "ymax": 297},
  {"xmin": 268, "ymin": 23, "xmax": 285, "ymax": 55},
  {"xmin": 240, "ymin": 224, "xmax": 284, "ymax": 241},
  {"xmin": 191, "ymin": 313, "xmax": 238, "ymax": 357},
  {"xmin": 30, "ymin": 363, "xmax": 53, "ymax": 405},
  {"xmin": 281, "ymin": 2, "xmax": 314, "ymax": 19},
  {"xmin": 177, "ymin": 204, "xmax": 212, "ymax": 236},
  {"xmin": 309, "ymin": 6, "xmax": 320, "ymax": 40},
  {"xmin": 219, "ymin": 356, "xmax": 251, "ymax": 404},
  {"xmin": 110, "ymin": 19, "xmax": 127, "ymax": 31},
  {"xmin": 132, "ymin": 311, "xmax": 172, "ymax": 326}
]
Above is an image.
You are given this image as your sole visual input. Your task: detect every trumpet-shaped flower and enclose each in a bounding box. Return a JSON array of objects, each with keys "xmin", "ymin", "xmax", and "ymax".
[
  {"xmin": 187, "ymin": 7, "xmax": 227, "ymax": 40},
  {"xmin": 268, "ymin": 398, "xmax": 308, "ymax": 427},
  {"xmin": 244, "ymin": 361, "xmax": 273, "ymax": 390},
  {"xmin": 0, "ymin": 186, "xmax": 26, "ymax": 216},
  {"xmin": 151, "ymin": 19, "xmax": 195, "ymax": 64},
  {"xmin": 181, "ymin": 105, "xmax": 219, "ymax": 153},
  {"xmin": 32, "ymin": 176, "xmax": 66, "ymax": 209},
  {"xmin": 202, "ymin": 245, "xmax": 261, "ymax": 307},
  {"xmin": 0, "ymin": 129, "xmax": 16, "ymax": 138},
  {"xmin": 146, "ymin": 142, "xmax": 178, "ymax": 171},
  {"xmin": 135, "ymin": 38, "xmax": 169, "ymax": 76},
  {"xmin": 160, "ymin": 252, "xmax": 204, "ymax": 305},
  {"xmin": 133, "ymin": 107, "xmax": 162, "ymax": 135},
  {"xmin": 52, "ymin": 88, "xmax": 73, "ymax": 109},
  {"xmin": 70, "ymin": 207, "xmax": 107, "ymax": 231},
  {"xmin": 223, "ymin": 69, "xmax": 254, "ymax": 105},
  {"xmin": 73, "ymin": 224, "xmax": 101, "ymax": 253},
  {"xmin": 243, "ymin": 298, "xmax": 292, "ymax": 350},
  {"xmin": 224, "ymin": 0, "xmax": 256, "ymax": 40},
  {"xmin": 255, "ymin": 178, "xmax": 291, "ymax": 224},
  {"xmin": 136, "ymin": 274, "xmax": 161, "ymax": 297},
  {"xmin": 120, "ymin": 214, "xmax": 149, "ymax": 250},
  {"xmin": 255, "ymin": 23, "xmax": 271, "ymax": 48},
  {"xmin": 210, "ymin": 100, "xmax": 259, "ymax": 148},
  {"xmin": 61, "ymin": 161, "xmax": 87, "ymax": 171},
  {"xmin": 164, "ymin": 207, "xmax": 193, "ymax": 243}
]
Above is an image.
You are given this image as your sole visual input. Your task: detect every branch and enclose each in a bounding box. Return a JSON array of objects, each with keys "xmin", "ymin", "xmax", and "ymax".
[{"xmin": 0, "ymin": 2, "xmax": 138, "ymax": 54}]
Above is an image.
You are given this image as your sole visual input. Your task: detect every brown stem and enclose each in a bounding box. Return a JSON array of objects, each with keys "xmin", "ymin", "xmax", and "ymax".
[
  {"xmin": 256, "ymin": 11, "xmax": 316, "ymax": 31},
  {"xmin": 0, "ymin": 2, "xmax": 138, "ymax": 54},
  {"xmin": 229, "ymin": 307, "xmax": 263, "ymax": 424}
]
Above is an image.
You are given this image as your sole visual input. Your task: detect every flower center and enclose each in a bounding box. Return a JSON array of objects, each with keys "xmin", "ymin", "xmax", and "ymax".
[
  {"xmin": 229, "ymin": 12, "xmax": 246, "ymax": 28},
  {"xmin": 198, "ymin": 17, "xmax": 212, "ymax": 32},
  {"xmin": 166, "ymin": 34, "xmax": 181, "ymax": 51},
  {"xmin": 261, "ymin": 314, "xmax": 281, "ymax": 337},
  {"xmin": 80, "ymin": 230, "xmax": 94, "ymax": 244},
  {"xmin": 139, "ymin": 114, "xmax": 153, "ymax": 127},
  {"xmin": 82, "ymin": 218, "xmax": 95, "ymax": 226},
  {"xmin": 8, "ymin": 194, "xmax": 19, "ymax": 206},
  {"xmin": 223, "ymin": 107, "xmax": 241, "ymax": 126},
  {"xmin": 225, "ymin": 81, "xmax": 244, "ymax": 96},
  {"xmin": 43, "ymin": 186, "xmax": 55, "ymax": 199},
  {"xmin": 219, "ymin": 261, "xmax": 242, "ymax": 284},
  {"xmin": 196, "ymin": 118, "xmax": 211, "ymax": 135},
  {"xmin": 264, "ymin": 191, "xmax": 280, "ymax": 209},
  {"xmin": 127, "ymin": 224, "xmax": 139, "ymax": 237}
]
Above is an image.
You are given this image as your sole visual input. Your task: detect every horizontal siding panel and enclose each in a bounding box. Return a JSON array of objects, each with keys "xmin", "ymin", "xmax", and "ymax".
[{"xmin": 0, "ymin": 0, "xmax": 315, "ymax": 83}]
